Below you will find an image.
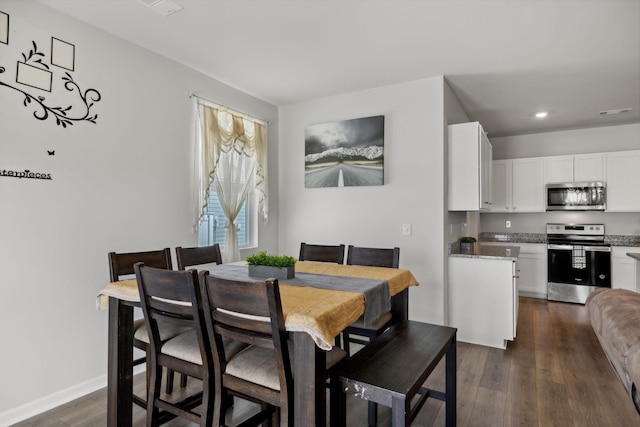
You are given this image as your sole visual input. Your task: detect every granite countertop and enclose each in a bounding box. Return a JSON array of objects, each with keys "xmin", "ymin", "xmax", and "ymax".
[
  {"xmin": 450, "ymin": 244, "xmax": 520, "ymax": 260},
  {"xmin": 479, "ymin": 232, "xmax": 640, "ymax": 247},
  {"xmin": 628, "ymin": 253, "xmax": 640, "ymax": 261}
]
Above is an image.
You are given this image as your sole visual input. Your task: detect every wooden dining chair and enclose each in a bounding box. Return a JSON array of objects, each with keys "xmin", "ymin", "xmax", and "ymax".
[
  {"xmin": 176, "ymin": 244, "xmax": 223, "ymax": 270},
  {"xmin": 134, "ymin": 263, "xmax": 213, "ymax": 426},
  {"xmin": 171, "ymin": 244, "xmax": 223, "ymax": 391},
  {"xmin": 342, "ymin": 245, "xmax": 401, "ymax": 426},
  {"xmin": 199, "ymin": 272, "xmax": 348, "ymax": 427},
  {"xmin": 341, "ymin": 245, "xmax": 401, "ymax": 356},
  {"xmin": 299, "ymin": 242, "xmax": 345, "ymax": 264},
  {"xmin": 108, "ymin": 249, "xmax": 185, "ymax": 403},
  {"xmin": 199, "ymin": 273, "xmax": 292, "ymax": 426}
]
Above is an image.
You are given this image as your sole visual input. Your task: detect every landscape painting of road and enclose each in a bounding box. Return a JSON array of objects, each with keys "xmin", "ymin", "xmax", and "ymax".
[{"xmin": 304, "ymin": 115, "xmax": 384, "ymax": 188}]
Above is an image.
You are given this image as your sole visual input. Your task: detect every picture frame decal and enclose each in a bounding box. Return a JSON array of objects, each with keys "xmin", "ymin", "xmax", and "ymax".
[
  {"xmin": 0, "ymin": 11, "xmax": 8, "ymax": 45},
  {"xmin": 51, "ymin": 37, "xmax": 75, "ymax": 71},
  {"xmin": 304, "ymin": 115, "xmax": 384, "ymax": 188}
]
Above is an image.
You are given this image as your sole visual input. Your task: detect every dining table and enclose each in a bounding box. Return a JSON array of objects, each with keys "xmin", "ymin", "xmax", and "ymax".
[{"xmin": 97, "ymin": 260, "xmax": 418, "ymax": 427}]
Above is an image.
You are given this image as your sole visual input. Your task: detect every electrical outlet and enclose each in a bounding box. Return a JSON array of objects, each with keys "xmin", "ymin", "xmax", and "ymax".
[
  {"xmin": 402, "ymin": 224, "xmax": 412, "ymax": 236},
  {"xmin": 506, "ymin": 220, "xmax": 511, "ymax": 228}
]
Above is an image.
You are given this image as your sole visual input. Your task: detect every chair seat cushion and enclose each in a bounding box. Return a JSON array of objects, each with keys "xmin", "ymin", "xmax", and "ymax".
[
  {"xmin": 348, "ymin": 311, "xmax": 392, "ymax": 331},
  {"xmin": 226, "ymin": 343, "xmax": 346, "ymax": 391},
  {"xmin": 133, "ymin": 319, "xmax": 191, "ymax": 344},
  {"xmin": 162, "ymin": 330, "xmax": 247, "ymax": 365}
]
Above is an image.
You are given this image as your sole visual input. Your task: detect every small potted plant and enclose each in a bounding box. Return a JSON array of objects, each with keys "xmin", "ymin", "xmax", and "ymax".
[
  {"xmin": 246, "ymin": 251, "xmax": 297, "ymax": 280},
  {"xmin": 459, "ymin": 236, "xmax": 477, "ymax": 254}
]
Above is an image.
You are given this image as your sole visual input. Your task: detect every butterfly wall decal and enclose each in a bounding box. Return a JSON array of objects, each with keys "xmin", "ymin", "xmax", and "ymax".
[{"xmin": 47, "ymin": 150, "xmax": 55, "ymax": 155}]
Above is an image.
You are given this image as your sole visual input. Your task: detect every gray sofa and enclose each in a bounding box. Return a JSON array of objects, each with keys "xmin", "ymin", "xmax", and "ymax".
[{"xmin": 586, "ymin": 288, "xmax": 640, "ymax": 413}]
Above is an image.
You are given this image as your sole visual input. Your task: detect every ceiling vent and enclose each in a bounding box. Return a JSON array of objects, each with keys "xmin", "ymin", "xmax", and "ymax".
[
  {"xmin": 599, "ymin": 108, "xmax": 632, "ymax": 115},
  {"xmin": 137, "ymin": 0, "xmax": 183, "ymax": 17}
]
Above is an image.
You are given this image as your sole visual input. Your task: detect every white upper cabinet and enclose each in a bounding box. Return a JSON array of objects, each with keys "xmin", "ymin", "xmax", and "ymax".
[
  {"xmin": 574, "ymin": 153, "xmax": 605, "ymax": 182},
  {"xmin": 544, "ymin": 153, "xmax": 604, "ymax": 183},
  {"xmin": 448, "ymin": 122, "xmax": 493, "ymax": 211},
  {"xmin": 544, "ymin": 155, "xmax": 574, "ymax": 183},
  {"xmin": 512, "ymin": 158, "xmax": 545, "ymax": 212},
  {"xmin": 491, "ymin": 158, "xmax": 544, "ymax": 213},
  {"xmin": 606, "ymin": 150, "xmax": 640, "ymax": 212},
  {"xmin": 491, "ymin": 160, "xmax": 512, "ymax": 212}
]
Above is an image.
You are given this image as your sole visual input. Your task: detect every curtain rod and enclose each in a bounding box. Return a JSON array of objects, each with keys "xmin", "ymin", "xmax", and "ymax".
[{"xmin": 189, "ymin": 93, "xmax": 270, "ymax": 125}]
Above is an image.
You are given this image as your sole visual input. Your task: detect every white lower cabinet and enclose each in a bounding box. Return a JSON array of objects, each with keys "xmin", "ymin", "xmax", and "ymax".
[
  {"xmin": 448, "ymin": 256, "xmax": 517, "ymax": 349},
  {"xmin": 482, "ymin": 242, "xmax": 547, "ymax": 298},
  {"xmin": 611, "ymin": 247, "xmax": 637, "ymax": 291}
]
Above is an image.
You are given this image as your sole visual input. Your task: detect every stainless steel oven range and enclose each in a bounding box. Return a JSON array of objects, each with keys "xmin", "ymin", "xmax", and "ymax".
[{"xmin": 547, "ymin": 223, "xmax": 611, "ymax": 304}]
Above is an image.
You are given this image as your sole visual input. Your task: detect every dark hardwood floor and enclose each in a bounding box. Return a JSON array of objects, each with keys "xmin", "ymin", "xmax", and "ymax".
[{"xmin": 11, "ymin": 298, "xmax": 640, "ymax": 426}]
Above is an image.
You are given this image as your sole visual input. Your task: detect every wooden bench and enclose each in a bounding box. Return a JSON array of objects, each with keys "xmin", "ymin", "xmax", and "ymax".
[{"xmin": 330, "ymin": 320, "xmax": 457, "ymax": 427}]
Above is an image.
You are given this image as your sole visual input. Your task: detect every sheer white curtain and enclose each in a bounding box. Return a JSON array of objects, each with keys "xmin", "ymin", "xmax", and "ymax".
[{"xmin": 195, "ymin": 101, "xmax": 268, "ymax": 262}]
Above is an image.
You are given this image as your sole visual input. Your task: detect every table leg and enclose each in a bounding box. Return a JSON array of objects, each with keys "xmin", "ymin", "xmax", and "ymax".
[
  {"xmin": 293, "ymin": 332, "xmax": 326, "ymax": 427},
  {"xmin": 391, "ymin": 288, "xmax": 409, "ymax": 320},
  {"xmin": 107, "ymin": 297, "xmax": 134, "ymax": 427},
  {"xmin": 445, "ymin": 336, "xmax": 457, "ymax": 427}
]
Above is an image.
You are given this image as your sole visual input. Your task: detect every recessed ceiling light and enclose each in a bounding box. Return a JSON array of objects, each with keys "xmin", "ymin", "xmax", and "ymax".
[
  {"xmin": 599, "ymin": 108, "xmax": 632, "ymax": 115},
  {"xmin": 534, "ymin": 111, "xmax": 548, "ymax": 119}
]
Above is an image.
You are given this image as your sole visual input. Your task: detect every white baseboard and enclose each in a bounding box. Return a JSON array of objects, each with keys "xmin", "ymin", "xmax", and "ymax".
[{"xmin": 0, "ymin": 366, "xmax": 145, "ymax": 427}]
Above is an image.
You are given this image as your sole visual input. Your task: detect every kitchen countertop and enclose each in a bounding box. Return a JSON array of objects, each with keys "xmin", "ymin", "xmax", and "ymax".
[
  {"xmin": 628, "ymin": 253, "xmax": 640, "ymax": 261},
  {"xmin": 450, "ymin": 244, "xmax": 520, "ymax": 260}
]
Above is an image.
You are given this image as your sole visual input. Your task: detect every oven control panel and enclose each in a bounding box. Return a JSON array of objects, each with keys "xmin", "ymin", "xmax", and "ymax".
[{"xmin": 546, "ymin": 223, "xmax": 604, "ymax": 236}]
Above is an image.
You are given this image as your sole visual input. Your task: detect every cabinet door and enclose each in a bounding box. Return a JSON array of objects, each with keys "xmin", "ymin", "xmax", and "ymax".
[
  {"xmin": 544, "ymin": 155, "xmax": 573, "ymax": 183},
  {"xmin": 606, "ymin": 151, "xmax": 640, "ymax": 212},
  {"xmin": 491, "ymin": 160, "xmax": 512, "ymax": 212},
  {"xmin": 511, "ymin": 158, "xmax": 545, "ymax": 212},
  {"xmin": 448, "ymin": 122, "xmax": 481, "ymax": 211},
  {"xmin": 612, "ymin": 247, "xmax": 636, "ymax": 291},
  {"xmin": 480, "ymin": 132, "xmax": 493, "ymax": 210},
  {"xmin": 515, "ymin": 244, "xmax": 547, "ymax": 298},
  {"xmin": 574, "ymin": 153, "xmax": 605, "ymax": 182}
]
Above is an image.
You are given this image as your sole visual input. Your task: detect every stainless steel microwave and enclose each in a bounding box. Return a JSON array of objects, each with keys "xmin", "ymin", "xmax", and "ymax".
[{"xmin": 546, "ymin": 182, "xmax": 606, "ymax": 211}]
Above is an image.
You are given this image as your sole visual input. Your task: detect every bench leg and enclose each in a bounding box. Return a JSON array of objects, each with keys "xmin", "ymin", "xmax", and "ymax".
[
  {"xmin": 390, "ymin": 395, "xmax": 408, "ymax": 427},
  {"xmin": 367, "ymin": 401, "xmax": 377, "ymax": 427},
  {"xmin": 446, "ymin": 339, "xmax": 457, "ymax": 427}
]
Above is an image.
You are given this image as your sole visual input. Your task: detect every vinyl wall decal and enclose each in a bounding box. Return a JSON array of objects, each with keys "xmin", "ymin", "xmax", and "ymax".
[{"xmin": 0, "ymin": 15, "xmax": 102, "ymax": 128}]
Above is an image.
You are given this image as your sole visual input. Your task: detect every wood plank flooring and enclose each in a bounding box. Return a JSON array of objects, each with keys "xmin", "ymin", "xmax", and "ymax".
[{"xmin": 10, "ymin": 297, "xmax": 640, "ymax": 426}]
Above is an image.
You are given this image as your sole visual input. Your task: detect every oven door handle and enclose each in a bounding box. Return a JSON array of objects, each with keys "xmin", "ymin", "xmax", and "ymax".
[
  {"xmin": 547, "ymin": 244, "xmax": 611, "ymax": 252},
  {"xmin": 547, "ymin": 244, "xmax": 573, "ymax": 250},
  {"xmin": 582, "ymin": 246, "xmax": 612, "ymax": 252}
]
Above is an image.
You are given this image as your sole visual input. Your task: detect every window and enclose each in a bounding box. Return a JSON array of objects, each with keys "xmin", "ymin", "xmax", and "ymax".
[
  {"xmin": 194, "ymin": 100, "xmax": 267, "ymax": 262},
  {"xmin": 198, "ymin": 186, "xmax": 252, "ymax": 247}
]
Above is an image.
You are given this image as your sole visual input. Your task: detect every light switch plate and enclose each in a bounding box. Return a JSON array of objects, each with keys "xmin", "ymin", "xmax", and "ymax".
[{"xmin": 402, "ymin": 224, "xmax": 412, "ymax": 236}]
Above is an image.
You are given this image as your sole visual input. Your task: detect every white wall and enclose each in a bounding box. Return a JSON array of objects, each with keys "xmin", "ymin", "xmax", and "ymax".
[
  {"xmin": 278, "ymin": 77, "xmax": 448, "ymax": 326},
  {"xmin": 491, "ymin": 123, "xmax": 640, "ymax": 160},
  {"xmin": 0, "ymin": 1, "xmax": 278, "ymax": 423},
  {"xmin": 482, "ymin": 123, "xmax": 640, "ymax": 235}
]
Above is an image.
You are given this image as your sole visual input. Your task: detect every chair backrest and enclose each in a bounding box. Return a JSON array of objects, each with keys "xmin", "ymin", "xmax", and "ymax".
[
  {"xmin": 299, "ymin": 242, "xmax": 345, "ymax": 264},
  {"xmin": 134, "ymin": 263, "xmax": 209, "ymax": 363},
  {"xmin": 176, "ymin": 244, "xmax": 223, "ymax": 270},
  {"xmin": 346, "ymin": 245, "xmax": 400, "ymax": 268},
  {"xmin": 199, "ymin": 272, "xmax": 293, "ymax": 413},
  {"xmin": 108, "ymin": 248, "xmax": 172, "ymax": 282}
]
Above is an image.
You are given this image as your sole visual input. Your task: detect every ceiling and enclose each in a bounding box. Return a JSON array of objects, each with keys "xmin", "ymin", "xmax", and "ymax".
[{"xmin": 37, "ymin": 0, "xmax": 640, "ymax": 138}]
